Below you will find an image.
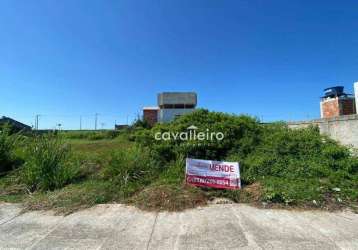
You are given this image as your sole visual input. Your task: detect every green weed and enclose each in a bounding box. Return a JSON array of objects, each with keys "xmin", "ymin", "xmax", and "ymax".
[{"xmin": 21, "ymin": 134, "xmax": 79, "ymax": 191}]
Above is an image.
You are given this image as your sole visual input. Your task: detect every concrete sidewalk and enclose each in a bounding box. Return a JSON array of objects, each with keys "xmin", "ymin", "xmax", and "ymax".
[{"xmin": 0, "ymin": 203, "xmax": 357, "ymax": 250}]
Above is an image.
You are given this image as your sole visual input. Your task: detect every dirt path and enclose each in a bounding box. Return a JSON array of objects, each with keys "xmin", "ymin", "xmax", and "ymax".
[{"xmin": 0, "ymin": 203, "xmax": 357, "ymax": 249}]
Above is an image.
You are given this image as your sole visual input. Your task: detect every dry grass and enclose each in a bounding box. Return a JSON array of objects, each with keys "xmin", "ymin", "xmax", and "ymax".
[
  {"xmin": 24, "ymin": 180, "xmax": 121, "ymax": 215},
  {"xmin": 130, "ymin": 184, "xmax": 208, "ymax": 212},
  {"xmin": 240, "ymin": 182, "xmax": 263, "ymax": 203}
]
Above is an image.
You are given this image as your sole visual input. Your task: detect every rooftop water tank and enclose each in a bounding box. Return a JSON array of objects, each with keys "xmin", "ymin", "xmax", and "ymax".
[{"xmin": 323, "ymin": 86, "xmax": 345, "ymax": 98}]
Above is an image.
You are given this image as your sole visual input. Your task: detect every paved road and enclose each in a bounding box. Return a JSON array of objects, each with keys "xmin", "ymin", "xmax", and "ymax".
[{"xmin": 0, "ymin": 203, "xmax": 357, "ymax": 250}]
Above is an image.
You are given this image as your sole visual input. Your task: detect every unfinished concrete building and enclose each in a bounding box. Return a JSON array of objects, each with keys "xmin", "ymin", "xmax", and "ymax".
[{"xmin": 143, "ymin": 92, "xmax": 197, "ymax": 124}]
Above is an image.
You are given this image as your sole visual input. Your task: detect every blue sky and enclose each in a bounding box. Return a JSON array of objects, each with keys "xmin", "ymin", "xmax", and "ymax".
[{"xmin": 1, "ymin": 0, "xmax": 358, "ymax": 129}]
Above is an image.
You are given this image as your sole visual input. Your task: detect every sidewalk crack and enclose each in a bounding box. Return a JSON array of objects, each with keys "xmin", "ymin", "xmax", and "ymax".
[
  {"xmin": 0, "ymin": 212, "xmax": 23, "ymax": 226},
  {"xmin": 146, "ymin": 212, "xmax": 159, "ymax": 250}
]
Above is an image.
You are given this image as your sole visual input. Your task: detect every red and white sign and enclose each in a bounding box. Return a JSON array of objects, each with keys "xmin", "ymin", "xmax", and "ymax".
[{"xmin": 186, "ymin": 158, "xmax": 241, "ymax": 190}]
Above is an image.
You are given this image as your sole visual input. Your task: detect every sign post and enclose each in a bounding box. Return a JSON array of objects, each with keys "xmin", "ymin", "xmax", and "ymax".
[{"xmin": 186, "ymin": 158, "xmax": 241, "ymax": 190}]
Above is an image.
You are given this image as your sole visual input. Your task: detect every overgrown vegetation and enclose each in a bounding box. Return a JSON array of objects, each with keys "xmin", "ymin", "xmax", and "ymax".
[
  {"xmin": 62, "ymin": 130, "xmax": 122, "ymax": 140},
  {"xmin": 21, "ymin": 134, "xmax": 79, "ymax": 191},
  {"xmin": 0, "ymin": 125, "xmax": 20, "ymax": 174},
  {"xmin": 101, "ymin": 146, "xmax": 162, "ymax": 199},
  {"xmin": 0, "ymin": 109, "xmax": 357, "ymax": 213},
  {"xmin": 133, "ymin": 109, "xmax": 358, "ymax": 209}
]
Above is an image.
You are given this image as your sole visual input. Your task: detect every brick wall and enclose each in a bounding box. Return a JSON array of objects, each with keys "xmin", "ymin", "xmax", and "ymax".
[
  {"xmin": 321, "ymin": 97, "xmax": 356, "ymax": 118},
  {"xmin": 321, "ymin": 98, "xmax": 340, "ymax": 118},
  {"xmin": 143, "ymin": 109, "xmax": 158, "ymax": 126},
  {"xmin": 339, "ymin": 98, "xmax": 356, "ymax": 115}
]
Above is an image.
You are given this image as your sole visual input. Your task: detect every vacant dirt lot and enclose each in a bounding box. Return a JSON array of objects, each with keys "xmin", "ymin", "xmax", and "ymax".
[{"xmin": 0, "ymin": 202, "xmax": 357, "ymax": 249}]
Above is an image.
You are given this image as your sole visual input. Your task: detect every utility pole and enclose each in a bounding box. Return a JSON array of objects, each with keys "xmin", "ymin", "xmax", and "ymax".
[
  {"xmin": 35, "ymin": 114, "xmax": 40, "ymax": 130},
  {"xmin": 80, "ymin": 116, "xmax": 82, "ymax": 130},
  {"xmin": 95, "ymin": 113, "xmax": 99, "ymax": 130}
]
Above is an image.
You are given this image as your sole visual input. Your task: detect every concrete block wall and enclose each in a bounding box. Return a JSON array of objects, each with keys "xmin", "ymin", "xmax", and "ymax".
[
  {"xmin": 288, "ymin": 114, "xmax": 358, "ymax": 148},
  {"xmin": 158, "ymin": 92, "xmax": 197, "ymax": 106},
  {"xmin": 158, "ymin": 108, "xmax": 195, "ymax": 123},
  {"xmin": 355, "ymin": 82, "xmax": 358, "ymax": 112}
]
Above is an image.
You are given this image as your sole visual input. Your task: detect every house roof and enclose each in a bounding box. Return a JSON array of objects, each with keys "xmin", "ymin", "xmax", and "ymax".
[
  {"xmin": 0, "ymin": 116, "xmax": 31, "ymax": 130},
  {"xmin": 143, "ymin": 106, "xmax": 159, "ymax": 110}
]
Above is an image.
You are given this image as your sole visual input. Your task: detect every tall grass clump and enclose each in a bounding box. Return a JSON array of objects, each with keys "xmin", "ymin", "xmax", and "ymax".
[
  {"xmin": 102, "ymin": 146, "xmax": 160, "ymax": 197},
  {"xmin": 22, "ymin": 134, "xmax": 78, "ymax": 191},
  {"xmin": 0, "ymin": 125, "xmax": 19, "ymax": 173}
]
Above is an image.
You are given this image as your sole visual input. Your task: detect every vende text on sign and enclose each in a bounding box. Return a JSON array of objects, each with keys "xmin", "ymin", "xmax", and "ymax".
[{"xmin": 185, "ymin": 158, "xmax": 241, "ymax": 190}]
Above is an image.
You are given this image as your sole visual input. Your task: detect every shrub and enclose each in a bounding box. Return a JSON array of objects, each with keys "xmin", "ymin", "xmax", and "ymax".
[
  {"xmin": 21, "ymin": 134, "xmax": 78, "ymax": 191},
  {"xmin": 228, "ymin": 123, "xmax": 358, "ymax": 203},
  {"xmin": 134, "ymin": 109, "xmax": 262, "ymax": 162},
  {"xmin": 231, "ymin": 124, "xmax": 357, "ymax": 182}
]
